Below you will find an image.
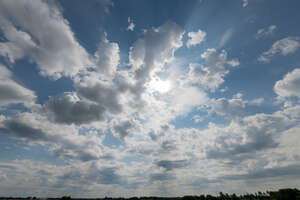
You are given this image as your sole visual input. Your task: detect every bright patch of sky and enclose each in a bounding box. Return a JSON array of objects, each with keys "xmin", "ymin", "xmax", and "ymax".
[{"xmin": 0, "ymin": 0, "xmax": 300, "ymax": 197}]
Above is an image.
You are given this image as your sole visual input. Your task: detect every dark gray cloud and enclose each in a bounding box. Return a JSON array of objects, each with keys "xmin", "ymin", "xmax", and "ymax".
[
  {"xmin": 188, "ymin": 178, "xmax": 221, "ymax": 189},
  {"xmin": 93, "ymin": 167, "xmax": 124, "ymax": 185},
  {"xmin": 0, "ymin": 116, "xmax": 103, "ymax": 162},
  {"xmin": 156, "ymin": 160, "xmax": 190, "ymax": 171},
  {"xmin": 76, "ymin": 82, "xmax": 122, "ymax": 114},
  {"xmin": 51, "ymin": 147, "xmax": 99, "ymax": 162},
  {"xmin": 56, "ymin": 165, "xmax": 126, "ymax": 189},
  {"xmin": 161, "ymin": 140, "xmax": 177, "ymax": 152},
  {"xmin": 112, "ymin": 120, "xmax": 134, "ymax": 140},
  {"xmin": 45, "ymin": 92, "xmax": 105, "ymax": 125},
  {"xmin": 0, "ymin": 120, "xmax": 48, "ymax": 141},
  {"xmin": 150, "ymin": 172, "xmax": 175, "ymax": 182},
  {"xmin": 206, "ymin": 133, "xmax": 278, "ymax": 161}
]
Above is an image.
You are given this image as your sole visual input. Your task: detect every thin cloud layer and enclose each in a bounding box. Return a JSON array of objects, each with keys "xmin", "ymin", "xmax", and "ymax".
[{"xmin": 258, "ymin": 37, "xmax": 300, "ymax": 63}]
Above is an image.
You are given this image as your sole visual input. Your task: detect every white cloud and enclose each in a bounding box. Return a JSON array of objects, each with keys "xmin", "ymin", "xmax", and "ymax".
[
  {"xmin": 227, "ymin": 58, "xmax": 240, "ymax": 67},
  {"xmin": 192, "ymin": 115, "xmax": 203, "ymax": 123},
  {"xmin": 129, "ymin": 21, "xmax": 184, "ymax": 83},
  {"xmin": 242, "ymin": 0, "xmax": 248, "ymax": 7},
  {"xmin": 258, "ymin": 37, "xmax": 300, "ymax": 63},
  {"xmin": 249, "ymin": 97, "xmax": 265, "ymax": 105},
  {"xmin": 186, "ymin": 29, "xmax": 206, "ymax": 48},
  {"xmin": 187, "ymin": 48, "xmax": 239, "ymax": 91},
  {"xmin": 205, "ymin": 112, "xmax": 289, "ymax": 161},
  {"xmin": 0, "ymin": 0, "xmax": 92, "ymax": 79},
  {"xmin": 274, "ymin": 68, "xmax": 300, "ymax": 98},
  {"xmin": 208, "ymin": 95, "xmax": 265, "ymax": 120},
  {"xmin": 0, "ymin": 65, "xmax": 36, "ymax": 108},
  {"xmin": 256, "ymin": 25, "xmax": 277, "ymax": 39},
  {"xmin": 169, "ymin": 85, "xmax": 208, "ymax": 114},
  {"xmin": 2, "ymin": 11, "xmax": 300, "ymax": 195},
  {"xmin": 127, "ymin": 17, "xmax": 135, "ymax": 31},
  {"xmin": 276, "ymin": 126, "xmax": 300, "ymax": 161},
  {"xmin": 209, "ymin": 97, "xmax": 246, "ymax": 119},
  {"xmin": 94, "ymin": 33, "xmax": 120, "ymax": 76},
  {"xmin": 45, "ymin": 32, "xmax": 124, "ymax": 125}
]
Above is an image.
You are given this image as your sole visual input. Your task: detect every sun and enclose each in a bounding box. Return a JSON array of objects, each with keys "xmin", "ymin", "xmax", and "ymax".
[{"xmin": 149, "ymin": 78, "xmax": 172, "ymax": 93}]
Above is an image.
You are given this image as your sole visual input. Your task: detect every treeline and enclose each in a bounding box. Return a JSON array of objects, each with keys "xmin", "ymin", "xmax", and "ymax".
[
  {"xmin": 1, "ymin": 188, "xmax": 300, "ymax": 200},
  {"xmin": 110, "ymin": 188, "xmax": 300, "ymax": 200}
]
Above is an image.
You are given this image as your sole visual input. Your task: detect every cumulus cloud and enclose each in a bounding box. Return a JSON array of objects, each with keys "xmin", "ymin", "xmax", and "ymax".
[
  {"xmin": 0, "ymin": 119, "xmax": 48, "ymax": 141},
  {"xmin": 186, "ymin": 29, "xmax": 206, "ymax": 48},
  {"xmin": 187, "ymin": 48, "xmax": 239, "ymax": 91},
  {"xmin": 274, "ymin": 68, "xmax": 300, "ymax": 99},
  {"xmin": 205, "ymin": 113, "xmax": 289, "ymax": 162},
  {"xmin": 208, "ymin": 95, "xmax": 265, "ymax": 120},
  {"xmin": 0, "ymin": 0, "xmax": 92, "ymax": 79},
  {"xmin": 129, "ymin": 21, "xmax": 184, "ymax": 83},
  {"xmin": 94, "ymin": 33, "xmax": 120, "ymax": 76},
  {"xmin": 258, "ymin": 37, "xmax": 300, "ymax": 63},
  {"xmin": 256, "ymin": 25, "xmax": 277, "ymax": 39},
  {"xmin": 0, "ymin": 112, "xmax": 109, "ymax": 162},
  {"xmin": 2, "ymin": 9, "xmax": 300, "ymax": 194},
  {"xmin": 45, "ymin": 92, "xmax": 105, "ymax": 125},
  {"xmin": 76, "ymin": 80, "xmax": 123, "ymax": 114},
  {"xmin": 111, "ymin": 119, "xmax": 140, "ymax": 140},
  {"xmin": 209, "ymin": 97, "xmax": 246, "ymax": 119},
  {"xmin": 44, "ymin": 74, "xmax": 125, "ymax": 125},
  {"xmin": 0, "ymin": 65, "xmax": 36, "ymax": 108},
  {"xmin": 127, "ymin": 17, "xmax": 135, "ymax": 31}
]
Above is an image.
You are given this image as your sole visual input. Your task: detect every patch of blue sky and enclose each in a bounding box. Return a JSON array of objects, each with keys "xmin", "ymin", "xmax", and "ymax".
[
  {"xmin": 171, "ymin": 109, "xmax": 229, "ymax": 130},
  {"xmin": 59, "ymin": 0, "xmax": 111, "ymax": 54},
  {"xmin": 102, "ymin": 131, "xmax": 124, "ymax": 149},
  {"xmin": 0, "ymin": 104, "xmax": 31, "ymax": 117},
  {"xmin": 0, "ymin": 134, "xmax": 66, "ymax": 165},
  {"xmin": 121, "ymin": 154, "xmax": 148, "ymax": 165},
  {"xmin": 11, "ymin": 60, "xmax": 74, "ymax": 104}
]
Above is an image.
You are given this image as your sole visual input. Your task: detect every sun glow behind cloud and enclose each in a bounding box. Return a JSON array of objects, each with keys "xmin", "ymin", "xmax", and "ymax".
[{"xmin": 148, "ymin": 78, "xmax": 172, "ymax": 93}]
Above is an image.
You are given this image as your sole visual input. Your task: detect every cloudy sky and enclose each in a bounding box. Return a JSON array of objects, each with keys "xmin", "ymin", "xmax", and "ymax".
[{"xmin": 0, "ymin": 0, "xmax": 300, "ymax": 197}]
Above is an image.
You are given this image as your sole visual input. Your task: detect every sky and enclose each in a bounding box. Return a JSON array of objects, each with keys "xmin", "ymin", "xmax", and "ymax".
[{"xmin": 0, "ymin": 0, "xmax": 300, "ymax": 197}]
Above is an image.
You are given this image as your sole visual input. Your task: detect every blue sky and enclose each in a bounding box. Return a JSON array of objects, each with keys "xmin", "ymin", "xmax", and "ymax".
[{"xmin": 0, "ymin": 0, "xmax": 300, "ymax": 197}]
